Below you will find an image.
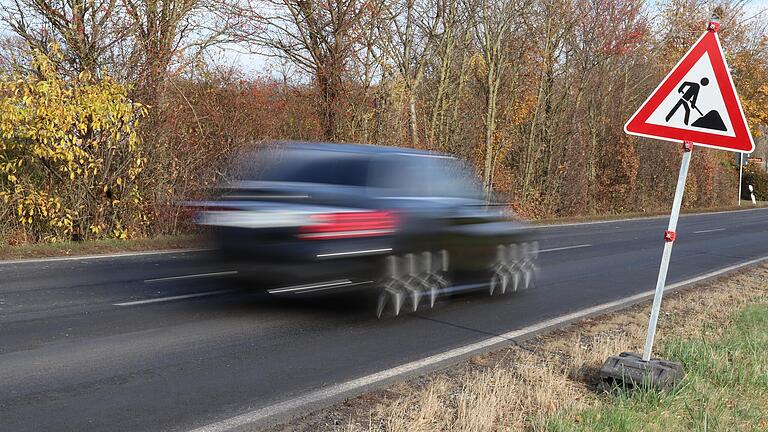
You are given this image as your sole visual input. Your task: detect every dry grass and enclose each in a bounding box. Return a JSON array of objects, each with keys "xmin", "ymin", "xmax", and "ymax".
[
  {"xmin": 0, "ymin": 234, "xmax": 201, "ymax": 260},
  {"xmin": 271, "ymin": 265, "xmax": 768, "ymax": 432}
]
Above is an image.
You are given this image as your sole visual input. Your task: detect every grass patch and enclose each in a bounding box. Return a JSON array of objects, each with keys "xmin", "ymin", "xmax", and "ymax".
[
  {"xmin": 548, "ymin": 304, "xmax": 768, "ymax": 431},
  {"xmin": 0, "ymin": 234, "xmax": 201, "ymax": 261}
]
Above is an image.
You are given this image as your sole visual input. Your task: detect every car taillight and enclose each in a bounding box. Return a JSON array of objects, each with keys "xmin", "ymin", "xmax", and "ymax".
[{"xmin": 298, "ymin": 211, "xmax": 397, "ymax": 240}]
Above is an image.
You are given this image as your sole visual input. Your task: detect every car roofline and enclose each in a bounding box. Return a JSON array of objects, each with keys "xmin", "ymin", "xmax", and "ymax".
[{"xmin": 271, "ymin": 141, "xmax": 455, "ymax": 158}]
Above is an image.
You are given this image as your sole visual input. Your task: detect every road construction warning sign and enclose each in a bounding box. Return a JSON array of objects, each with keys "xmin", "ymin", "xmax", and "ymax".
[{"xmin": 625, "ymin": 29, "xmax": 754, "ymax": 153}]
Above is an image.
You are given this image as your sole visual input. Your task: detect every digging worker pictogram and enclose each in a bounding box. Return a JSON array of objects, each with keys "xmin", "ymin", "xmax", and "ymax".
[{"xmin": 665, "ymin": 77, "xmax": 709, "ymax": 125}]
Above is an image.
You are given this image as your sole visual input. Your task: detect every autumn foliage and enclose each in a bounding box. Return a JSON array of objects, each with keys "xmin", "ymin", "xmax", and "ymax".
[
  {"xmin": 0, "ymin": 0, "xmax": 767, "ymax": 245},
  {"xmin": 0, "ymin": 48, "xmax": 146, "ymax": 243}
]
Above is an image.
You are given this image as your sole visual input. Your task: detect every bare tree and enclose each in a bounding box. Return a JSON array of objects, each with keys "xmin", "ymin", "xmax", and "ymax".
[
  {"xmin": 237, "ymin": 0, "xmax": 375, "ymax": 140},
  {"xmin": 0, "ymin": 0, "xmax": 129, "ymax": 76},
  {"xmin": 121, "ymin": 0, "xmax": 237, "ymax": 104},
  {"xmin": 1, "ymin": 0, "xmax": 238, "ymax": 86},
  {"xmin": 376, "ymin": 0, "xmax": 440, "ymax": 146},
  {"xmin": 468, "ymin": 0, "xmax": 522, "ymax": 192},
  {"xmin": 424, "ymin": 0, "xmax": 470, "ymax": 151}
]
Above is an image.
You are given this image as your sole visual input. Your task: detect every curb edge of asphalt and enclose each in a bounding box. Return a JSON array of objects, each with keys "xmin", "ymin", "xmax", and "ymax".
[
  {"xmin": 3, "ymin": 206, "xmax": 767, "ymax": 265},
  {"xmin": 0, "ymin": 248, "xmax": 211, "ymax": 265},
  {"xmin": 535, "ymin": 205, "xmax": 768, "ymax": 228},
  {"xmin": 187, "ymin": 254, "xmax": 768, "ymax": 432}
]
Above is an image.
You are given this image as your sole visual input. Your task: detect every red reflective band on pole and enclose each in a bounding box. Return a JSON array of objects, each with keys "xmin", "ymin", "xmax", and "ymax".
[{"xmin": 664, "ymin": 230, "xmax": 676, "ymax": 242}]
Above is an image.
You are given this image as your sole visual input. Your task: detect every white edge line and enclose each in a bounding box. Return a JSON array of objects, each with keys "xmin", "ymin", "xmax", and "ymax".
[
  {"xmin": 536, "ymin": 206, "xmax": 768, "ymax": 228},
  {"xmin": 539, "ymin": 244, "xmax": 592, "ymax": 253},
  {"xmin": 267, "ymin": 280, "xmax": 352, "ymax": 294},
  {"xmin": 187, "ymin": 254, "xmax": 768, "ymax": 432},
  {"xmin": 113, "ymin": 289, "xmax": 232, "ymax": 307},
  {"xmin": 144, "ymin": 271, "xmax": 238, "ymax": 283},
  {"xmin": 693, "ymin": 228, "xmax": 726, "ymax": 234},
  {"xmin": 0, "ymin": 248, "xmax": 210, "ymax": 266}
]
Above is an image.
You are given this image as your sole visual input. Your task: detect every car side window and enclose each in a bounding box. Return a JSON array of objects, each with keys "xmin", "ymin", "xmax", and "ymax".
[
  {"xmin": 296, "ymin": 156, "xmax": 370, "ymax": 186},
  {"xmin": 429, "ymin": 159, "xmax": 484, "ymax": 199},
  {"xmin": 370, "ymin": 155, "xmax": 483, "ymax": 199},
  {"xmin": 368, "ymin": 155, "xmax": 428, "ymax": 196}
]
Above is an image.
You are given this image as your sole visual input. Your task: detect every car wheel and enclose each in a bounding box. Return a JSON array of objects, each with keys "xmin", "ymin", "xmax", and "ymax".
[
  {"xmin": 490, "ymin": 242, "xmax": 538, "ymax": 295},
  {"xmin": 376, "ymin": 251, "xmax": 450, "ymax": 317}
]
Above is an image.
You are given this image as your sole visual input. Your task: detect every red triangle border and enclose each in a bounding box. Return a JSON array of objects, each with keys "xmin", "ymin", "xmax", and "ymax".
[{"xmin": 624, "ymin": 30, "xmax": 754, "ymax": 153}]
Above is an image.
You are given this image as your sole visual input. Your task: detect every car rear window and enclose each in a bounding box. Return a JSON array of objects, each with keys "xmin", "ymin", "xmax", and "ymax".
[{"xmin": 238, "ymin": 149, "xmax": 371, "ymax": 187}]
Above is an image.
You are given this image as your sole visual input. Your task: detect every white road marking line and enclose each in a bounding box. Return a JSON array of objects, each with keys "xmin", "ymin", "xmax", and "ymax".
[
  {"xmin": 539, "ymin": 244, "xmax": 592, "ymax": 253},
  {"xmin": 113, "ymin": 290, "xmax": 232, "ymax": 307},
  {"xmin": 187, "ymin": 253, "xmax": 768, "ymax": 432},
  {"xmin": 693, "ymin": 228, "xmax": 726, "ymax": 234},
  {"xmin": 316, "ymin": 248, "xmax": 392, "ymax": 258},
  {"xmin": 267, "ymin": 280, "xmax": 352, "ymax": 294},
  {"xmin": 144, "ymin": 271, "xmax": 238, "ymax": 283},
  {"xmin": 299, "ymin": 281, "xmax": 373, "ymax": 293}
]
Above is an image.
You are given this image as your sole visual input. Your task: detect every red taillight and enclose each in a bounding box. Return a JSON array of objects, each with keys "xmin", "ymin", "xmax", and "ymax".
[{"xmin": 298, "ymin": 211, "xmax": 397, "ymax": 240}]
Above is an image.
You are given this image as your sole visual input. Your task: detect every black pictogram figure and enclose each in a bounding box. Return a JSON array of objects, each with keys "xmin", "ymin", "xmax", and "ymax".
[
  {"xmin": 666, "ymin": 77, "xmax": 709, "ymax": 125},
  {"xmin": 691, "ymin": 108, "xmax": 727, "ymax": 131},
  {"xmin": 664, "ymin": 77, "xmax": 727, "ymax": 132}
]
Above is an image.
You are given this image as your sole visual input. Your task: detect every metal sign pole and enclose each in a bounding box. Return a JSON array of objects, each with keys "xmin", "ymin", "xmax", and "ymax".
[
  {"xmin": 600, "ymin": 15, "xmax": 753, "ymax": 389},
  {"xmin": 642, "ymin": 142, "xmax": 693, "ymax": 361},
  {"xmin": 738, "ymin": 153, "xmax": 743, "ymax": 206}
]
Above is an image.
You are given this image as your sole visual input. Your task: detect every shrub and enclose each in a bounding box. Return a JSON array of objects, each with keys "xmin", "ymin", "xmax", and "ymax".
[
  {"xmin": 0, "ymin": 47, "xmax": 147, "ymax": 243},
  {"xmin": 741, "ymin": 162, "xmax": 768, "ymax": 201}
]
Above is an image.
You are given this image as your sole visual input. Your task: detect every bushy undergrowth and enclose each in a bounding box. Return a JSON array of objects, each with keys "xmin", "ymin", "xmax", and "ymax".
[
  {"xmin": 742, "ymin": 162, "xmax": 768, "ymax": 201},
  {"xmin": 1, "ymin": 48, "xmax": 147, "ymax": 244},
  {"xmin": 548, "ymin": 304, "xmax": 768, "ymax": 431}
]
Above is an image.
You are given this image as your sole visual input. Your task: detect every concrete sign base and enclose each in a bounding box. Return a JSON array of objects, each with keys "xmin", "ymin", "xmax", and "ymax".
[{"xmin": 599, "ymin": 352, "xmax": 685, "ymax": 390}]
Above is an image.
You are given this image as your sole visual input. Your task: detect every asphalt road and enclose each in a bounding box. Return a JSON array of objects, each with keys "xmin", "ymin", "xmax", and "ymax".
[{"xmin": 2, "ymin": 208, "xmax": 768, "ymax": 432}]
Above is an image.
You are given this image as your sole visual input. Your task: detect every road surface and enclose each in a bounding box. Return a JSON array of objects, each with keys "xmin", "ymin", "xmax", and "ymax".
[{"xmin": 1, "ymin": 208, "xmax": 767, "ymax": 432}]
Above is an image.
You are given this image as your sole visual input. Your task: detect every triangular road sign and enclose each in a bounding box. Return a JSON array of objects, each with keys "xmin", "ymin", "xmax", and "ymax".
[{"xmin": 625, "ymin": 29, "xmax": 754, "ymax": 153}]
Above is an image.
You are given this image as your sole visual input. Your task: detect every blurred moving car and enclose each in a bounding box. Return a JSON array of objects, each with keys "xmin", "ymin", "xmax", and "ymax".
[{"xmin": 194, "ymin": 142, "xmax": 537, "ymax": 316}]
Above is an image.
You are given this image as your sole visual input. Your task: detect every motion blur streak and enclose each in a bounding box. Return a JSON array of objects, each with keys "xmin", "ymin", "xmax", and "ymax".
[{"xmin": 191, "ymin": 142, "xmax": 538, "ymax": 316}]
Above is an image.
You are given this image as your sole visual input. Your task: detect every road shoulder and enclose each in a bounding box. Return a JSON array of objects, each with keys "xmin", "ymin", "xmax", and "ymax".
[
  {"xmin": 0, "ymin": 235, "xmax": 202, "ymax": 262},
  {"xmin": 3, "ymin": 206, "xmax": 768, "ymax": 263},
  {"xmin": 265, "ymin": 264, "xmax": 768, "ymax": 432}
]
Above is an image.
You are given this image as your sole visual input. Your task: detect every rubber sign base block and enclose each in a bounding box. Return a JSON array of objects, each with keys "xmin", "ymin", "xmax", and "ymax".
[{"xmin": 599, "ymin": 352, "xmax": 685, "ymax": 391}]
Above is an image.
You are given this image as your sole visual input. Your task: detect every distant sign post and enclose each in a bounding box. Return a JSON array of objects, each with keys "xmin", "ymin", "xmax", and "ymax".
[
  {"xmin": 600, "ymin": 17, "xmax": 754, "ymax": 388},
  {"xmin": 739, "ymin": 153, "xmax": 744, "ymax": 206}
]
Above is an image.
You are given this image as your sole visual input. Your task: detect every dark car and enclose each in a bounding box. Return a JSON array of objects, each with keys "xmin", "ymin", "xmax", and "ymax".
[{"xmin": 194, "ymin": 142, "xmax": 537, "ymax": 316}]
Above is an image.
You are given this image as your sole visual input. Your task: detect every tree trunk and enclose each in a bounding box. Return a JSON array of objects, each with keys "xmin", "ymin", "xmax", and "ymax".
[
  {"xmin": 483, "ymin": 69, "xmax": 498, "ymax": 192},
  {"xmin": 408, "ymin": 91, "xmax": 418, "ymax": 146},
  {"xmin": 317, "ymin": 63, "xmax": 342, "ymax": 141}
]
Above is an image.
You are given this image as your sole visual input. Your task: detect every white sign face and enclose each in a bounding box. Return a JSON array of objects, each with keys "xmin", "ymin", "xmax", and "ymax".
[{"xmin": 646, "ymin": 53, "xmax": 735, "ymax": 137}]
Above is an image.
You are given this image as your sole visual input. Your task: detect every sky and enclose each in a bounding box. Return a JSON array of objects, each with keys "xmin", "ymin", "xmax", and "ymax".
[
  {"xmin": 217, "ymin": 0, "xmax": 768, "ymax": 78},
  {"xmin": 1, "ymin": 0, "xmax": 767, "ymax": 78}
]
